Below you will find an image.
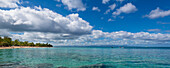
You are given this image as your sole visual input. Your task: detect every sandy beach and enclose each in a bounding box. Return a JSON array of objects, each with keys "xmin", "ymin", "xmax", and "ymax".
[{"xmin": 0, "ymin": 46, "xmax": 42, "ymax": 49}]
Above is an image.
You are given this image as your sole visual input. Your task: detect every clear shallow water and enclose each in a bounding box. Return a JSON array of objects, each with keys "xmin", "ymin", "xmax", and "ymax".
[{"xmin": 0, "ymin": 47, "xmax": 170, "ymax": 68}]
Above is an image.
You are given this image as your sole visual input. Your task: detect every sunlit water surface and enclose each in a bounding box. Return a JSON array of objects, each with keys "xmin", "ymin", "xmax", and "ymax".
[{"xmin": 0, "ymin": 47, "xmax": 170, "ymax": 68}]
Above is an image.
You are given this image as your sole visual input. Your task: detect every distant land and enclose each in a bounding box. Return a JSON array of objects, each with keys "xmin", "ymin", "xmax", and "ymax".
[{"xmin": 0, "ymin": 36, "xmax": 53, "ymax": 49}]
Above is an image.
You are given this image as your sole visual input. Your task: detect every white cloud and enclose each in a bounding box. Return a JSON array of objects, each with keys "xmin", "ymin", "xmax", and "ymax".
[
  {"xmin": 147, "ymin": 29, "xmax": 161, "ymax": 32},
  {"xmin": 92, "ymin": 7, "xmax": 100, "ymax": 12},
  {"xmin": 0, "ymin": 0, "xmax": 20, "ymax": 8},
  {"xmin": 109, "ymin": 4, "xmax": 116, "ymax": 10},
  {"xmin": 0, "ymin": 6, "xmax": 92, "ymax": 35},
  {"xmin": 0, "ymin": 29, "xmax": 11, "ymax": 36},
  {"xmin": 104, "ymin": 3, "xmax": 116, "ymax": 14},
  {"xmin": 102, "ymin": 0, "xmax": 110, "ymax": 4},
  {"xmin": 105, "ymin": 10, "xmax": 111, "ymax": 14},
  {"xmin": 61, "ymin": 0, "xmax": 86, "ymax": 11},
  {"xmin": 166, "ymin": 30, "xmax": 170, "ymax": 32},
  {"xmin": 157, "ymin": 21, "xmax": 170, "ymax": 24},
  {"xmin": 11, "ymin": 32, "xmax": 79, "ymax": 42},
  {"xmin": 56, "ymin": 4, "xmax": 62, "ymax": 7},
  {"xmin": 116, "ymin": 0, "xmax": 124, "ymax": 3},
  {"xmin": 113, "ymin": 3, "xmax": 137, "ymax": 16},
  {"xmin": 77, "ymin": 30, "xmax": 170, "ymax": 45},
  {"xmin": 56, "ymin": 0, "xmax": 60, "ymax": 2},
  {"xmin": 108, "ymin": 19, "xmax": 114, "ymax": 22},
  {"xmin": 145, "ymin": 7, "xmax": 170, "ymax": 19}
]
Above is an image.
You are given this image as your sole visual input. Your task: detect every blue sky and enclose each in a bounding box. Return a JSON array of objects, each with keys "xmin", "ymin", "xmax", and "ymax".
[
  {"xmin": 20, "ymin": 0, "xmax": 170, "ymax": 33},
  {"xmin": 0, "ymin": 0, "xmax": 170, "ymax": 46}
]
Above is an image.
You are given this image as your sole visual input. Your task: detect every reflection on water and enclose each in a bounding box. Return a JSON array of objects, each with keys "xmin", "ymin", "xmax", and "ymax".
[{"xmin": 0, "ymin": 47, "xmax": 170, "ymax": 68}]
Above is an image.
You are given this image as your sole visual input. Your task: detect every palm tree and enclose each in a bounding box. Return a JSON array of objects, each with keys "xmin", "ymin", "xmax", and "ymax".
[
  {"xmin": 29, "ymin": 42, "xmax": 35, "ymax": 46},
  {"xmin": 14, "ymin": 39, "xmax": 20, "ymax": 46},
  {"xmin": 3, "ymin": 36, "xmax": 12, "ymax": 46}
]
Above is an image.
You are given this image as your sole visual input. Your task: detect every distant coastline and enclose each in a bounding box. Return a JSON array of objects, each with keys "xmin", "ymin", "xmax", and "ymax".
[{"xmin": 55, "ymin": 46, "xmax": 170, "ymax": 49}]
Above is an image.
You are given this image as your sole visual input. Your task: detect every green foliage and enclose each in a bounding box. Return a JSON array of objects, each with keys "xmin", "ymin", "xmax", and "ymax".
[
  {"xmin": 14, "ymin": 39, "xmax": 20, "ymax": 46},
  {"xmin": 0, "ymin": 36, "xmax": 53, "ymax": 47},
  {"xmin": 0, "ymin": 37, "xmax": 3, "ymax": 42},
  {"xmin": 29, "ymin": 42, "xmax": 35, "ymax": 46}
]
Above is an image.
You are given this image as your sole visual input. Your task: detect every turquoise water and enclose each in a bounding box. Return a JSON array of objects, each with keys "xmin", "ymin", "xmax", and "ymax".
[{"xmin": 0, "ymin": 47, "xmax": 170, "ymax": 68}]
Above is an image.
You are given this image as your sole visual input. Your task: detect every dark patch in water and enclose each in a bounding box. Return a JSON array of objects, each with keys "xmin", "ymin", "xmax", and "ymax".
[
  {"xmin": 57, "ymin": 64, "xmax": 108, "ymax": 68},
  {"xmin": 151, "ymin": 62, "xmax": 170, "ymax": 66},
  {"xmin": 77, "ymin": 63, "xmax": 106, "ymax": 68},
  {"xmin": 0, "ymin": 62, "xmax": 32, "ymax": 68},
  {"xmin": 36, "ymin": 63, "xmax": 53, "ymax": 68},
  {"xmin": 57, "ymin": 66, "xmax": 68, "ymax": 68},
  {"xmin": 0, "ymin": 62, "xmax": 20, "ymax": 66},
  {"xmin": 123, "ymin": 60, "xmax": 170, "ymax": 66},
  {"xmin": 16, "ymin": 66, "xmax": 31, "ymax": 68}
]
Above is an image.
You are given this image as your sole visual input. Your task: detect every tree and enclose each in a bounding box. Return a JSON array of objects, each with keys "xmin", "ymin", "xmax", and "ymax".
[
  {"xmin": 36, "ymin": 43, "xmax": 41, "ymax": 47},
  {"xmin": 28, "ymin": 42, "xmax": 35, "ymax": 46},
  {"xmin": 14, "ymin": 39, "xmax": 20, "ymax": 46},
  {"xmin": 3, "ymin": 36, "xmax": 12, "ymax": 46},
  {"xmin": 23, "ymin": 41, "xmax": 29, "ymax": 46},
  {"xmin": 0, "ymin": 37, "xmax": 2, "ymax": 47},
  {"xmin": 1, "ymin": 42, "xmax": 9, "ymax": 47},
  {"xmin": 0, "ymin": 37, "xmax": 2, "ymax": 42}
]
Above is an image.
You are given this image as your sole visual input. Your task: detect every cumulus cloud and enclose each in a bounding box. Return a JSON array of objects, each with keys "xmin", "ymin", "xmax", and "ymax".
[
  {"xmin": 145, "ymin": 7, "xmax": 170, "ymax": 19},
  {"xmin": 102, "ymin": 0, "xmax": 110, "ymax": 4},
  {"xmin": 104, "ymin": 3, "xmax": 116, "ymax": 14},
  {"xmin": 0, "ymin": 0, "xmax": 20, "ymax": 8},
  {"xmin": 0, "ymin": 6, "xmax": 92, "ymax": 35},
  {"xmin": 113, "ymin": 3, "xmax": 137, "ymax": 16},
  {"xmin": 92, "ymin": 7, "xmax": 100, "ymax": 12},
  {"xmin": 61, "ymin": 0, "xmax": 86, "ymax": 11}
]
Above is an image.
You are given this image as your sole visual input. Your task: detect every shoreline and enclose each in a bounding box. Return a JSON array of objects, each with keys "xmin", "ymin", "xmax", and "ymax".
[{"xmin": 0, "ymin": 46, "xmax": 51, "ymax": 50}]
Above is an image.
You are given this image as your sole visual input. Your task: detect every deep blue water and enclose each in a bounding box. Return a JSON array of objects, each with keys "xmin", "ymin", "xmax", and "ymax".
[{"xmin": 0, "ymin": 47, "xmax": 170, "ymax": 68}]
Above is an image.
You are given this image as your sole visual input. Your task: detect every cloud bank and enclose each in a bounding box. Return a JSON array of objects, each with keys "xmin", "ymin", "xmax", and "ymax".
[{"xmin": 8, "ymin": 30, "xmax": 170, "ymax": 46}]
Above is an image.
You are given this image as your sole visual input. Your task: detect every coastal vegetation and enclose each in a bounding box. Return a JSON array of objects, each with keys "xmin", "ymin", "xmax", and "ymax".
[{"xmin": 0, "ymin": 36, "xmax": 53, "ymax": 47}]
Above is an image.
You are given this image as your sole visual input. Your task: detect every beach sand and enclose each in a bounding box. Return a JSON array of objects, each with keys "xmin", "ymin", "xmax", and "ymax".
[{"xmin": 0, "ymin": 46, "xmax": 41, "ymax": 49}]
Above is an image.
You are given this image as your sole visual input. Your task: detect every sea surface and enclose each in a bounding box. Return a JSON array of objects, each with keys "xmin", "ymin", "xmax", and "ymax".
[{"xmin": 0, "ymin": 47, "xmax": 170, "ymax": 68}]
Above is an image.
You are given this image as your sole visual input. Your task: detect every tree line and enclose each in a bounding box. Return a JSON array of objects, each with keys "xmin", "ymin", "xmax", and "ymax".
[{"xmin": 0, "ymin": 36, "xmax": 53, "ymax": 47}]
